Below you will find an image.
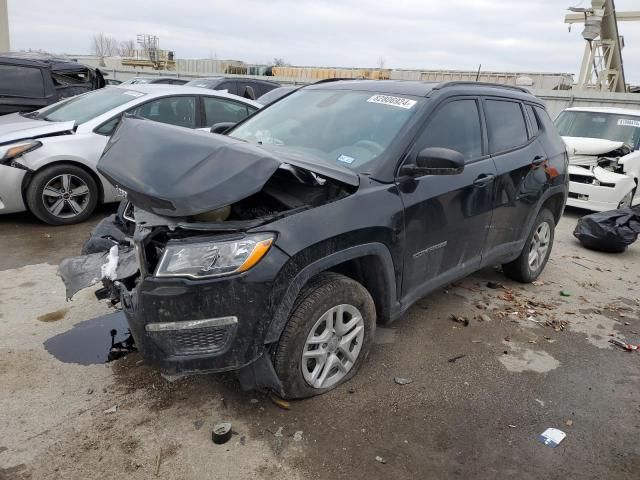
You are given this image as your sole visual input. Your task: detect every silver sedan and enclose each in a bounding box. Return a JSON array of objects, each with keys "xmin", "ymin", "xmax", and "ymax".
[{"xmin": 0, "ymin": 84, "xmax": 261, "ymax": 225}]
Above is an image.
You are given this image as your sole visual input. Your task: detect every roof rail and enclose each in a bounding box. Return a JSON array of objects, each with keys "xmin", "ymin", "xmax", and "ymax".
[
  {"xmin": 433, "ymin": 81, "xmax": 530, "ymax": 93},
  {"xmin": 311, "ymin": 77, "xmax": 361, "ymax": 85}
]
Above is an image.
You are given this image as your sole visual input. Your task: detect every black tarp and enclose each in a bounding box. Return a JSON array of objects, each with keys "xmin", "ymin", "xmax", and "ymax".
[{"xmin": 573, "ymin": 207, "xmax": 640, "ymax": 253}]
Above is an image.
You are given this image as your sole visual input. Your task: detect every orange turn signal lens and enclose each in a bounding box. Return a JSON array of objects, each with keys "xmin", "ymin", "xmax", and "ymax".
[{"xmin": 237, "ymin": 238, "xmax": 274, "ymax": 273}]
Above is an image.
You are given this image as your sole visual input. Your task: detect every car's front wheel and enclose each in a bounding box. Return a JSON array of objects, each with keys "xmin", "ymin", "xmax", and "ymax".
[
  {"xmin": 273, "ymin": 272, "xmax": 376, "ymax": 399},
  {"xmin": 618, "ymin": 187, "xmax": 636, "ymax": 209},
  {"xmin": 26, "ymin": 164, "xmax": 98, "ymax": 225},
  {"xmin": 502, "ymin": 208, "xmax": 555, "ymax": 283}
]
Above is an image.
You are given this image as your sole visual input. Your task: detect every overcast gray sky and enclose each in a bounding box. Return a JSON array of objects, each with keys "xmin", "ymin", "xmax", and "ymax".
[{"xmin": 7, "ymin": 0, "xmax": 640, "ymax": 83}]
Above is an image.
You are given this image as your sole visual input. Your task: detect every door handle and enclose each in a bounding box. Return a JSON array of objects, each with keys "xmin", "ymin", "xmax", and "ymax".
[
  {"xmin": 532, "ymin": 156, "xmax": 546, "ymax": 167},
  {"xmin": 473, "ymin": 173, "xmax": 495, "ymax": 187}
]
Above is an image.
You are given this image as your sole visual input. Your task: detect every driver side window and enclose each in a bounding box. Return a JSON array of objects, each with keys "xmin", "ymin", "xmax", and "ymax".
[{"xmin": 415, "ymin": 99, "xmax": 483, "ymax": 161}]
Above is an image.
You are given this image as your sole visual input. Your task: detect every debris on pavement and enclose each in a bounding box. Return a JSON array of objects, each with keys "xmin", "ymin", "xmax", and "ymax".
[
  {"xmin": 538, "ymin": 428, "xmax": 566, "ymax": 448},
  {"xmin": 293, "ymin": 431, "xmax": 303, "ymax": 442},
  {"xmin": 487, "ymin": 281, "xmax": 503, "ymax": 289},
  {"xmin": 394, "ymin": 377, "xmax": 413, "ymax": 385},
  {"xmin": 479, "ymin": 314, "xmax": 492, "ymax": 322},
  {"xmin": 274, "ymin": 427, "xmax": 284, "ymax": 438},
  {"xmin": 212, "ymin": 422, "xmax": 233, "ymax": 444},
  {"xmin": 375, "ymin": 456, "xmax": 387, "ymax": 464},
  {"xmin": 269, "ymin": 394, "xmax": 291, "ymax": 410},
  {"xmin": 448, "ymin": 354, "xmax": 466, "ymax": 363},
  {"xmin": 103, "ymin": 405, "xmax": 117, "ymax": 414},
  {"xmin": 155, "ymin": 448, "xmax": 162, "ymax": 476},
  {"xmin": 535, "ymin": 398, "xmax": 545, "ymax": 407},
  {"xmin": 565, "ymin": 420, "xmax": 574, "ymax": 427},
  {"xmin": 609, "ymin": 338, "xmax": 639, "ymax": 351},
  {"xmin": 560, "ymin": 291, "xmax": 572, "ymax": 297},
  {"xmin": 449, "ymin": 314, "xmax": 470, "ymax": 326}
]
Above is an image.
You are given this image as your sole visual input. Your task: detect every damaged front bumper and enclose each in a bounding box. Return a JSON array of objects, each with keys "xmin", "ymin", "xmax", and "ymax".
[
  {"xmin": 567, "ymin": 165, "xmax": 636, "ymax": 211},
  {"xmin": 59, "ymin": 214, "xmax": 292, "ymax": 394},
  {"xmin": 0, "ymin": 164, "xmax": 27, "ymax": 214}
]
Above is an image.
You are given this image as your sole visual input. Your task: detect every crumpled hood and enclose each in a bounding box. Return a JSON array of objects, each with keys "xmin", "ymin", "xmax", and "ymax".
[
  {"xmin": 98, "ymin": 117, "xmax": 359, "ymax": 217},
  {"xmin": 0, "ymin": 113, "xmax": 75, "ymax": 145},
  {"xmin": 563, "ymin": 136, "xmax": 626, "ymax": 156}
]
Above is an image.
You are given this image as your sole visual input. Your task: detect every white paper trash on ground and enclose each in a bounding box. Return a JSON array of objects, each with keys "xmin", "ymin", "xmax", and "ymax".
[{"xmin": 538, "ymin": 428, "xmax": 566, "ymax": 448}]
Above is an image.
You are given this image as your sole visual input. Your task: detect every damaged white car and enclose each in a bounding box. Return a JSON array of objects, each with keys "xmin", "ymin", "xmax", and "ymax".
[{"xmin": 555, "ymin": 107, "xmax": 640, "ymax": 211}]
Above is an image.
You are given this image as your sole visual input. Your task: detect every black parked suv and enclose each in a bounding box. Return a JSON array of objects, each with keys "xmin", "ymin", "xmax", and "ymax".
[
  {"xmin": 0, "ymin": 53, "xmax": 105, "ymax": 115},
  {"xmin": 184, "ymin": 76, "xmax": 280, "ymax": 100},
  {"xmin": 61, "ymin": 80, "xmax": 568, "ymax": 399}
]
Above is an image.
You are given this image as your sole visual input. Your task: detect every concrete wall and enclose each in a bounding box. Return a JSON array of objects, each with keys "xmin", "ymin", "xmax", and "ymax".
[{"xmin": 532, "ymin": 89, "xmax": 640, "ymax": 118}]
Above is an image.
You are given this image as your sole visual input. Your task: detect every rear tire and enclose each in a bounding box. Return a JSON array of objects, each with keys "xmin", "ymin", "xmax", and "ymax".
[
  {"xmin": 273, "ymin": 272, "xmax": 376, "ymax": 399},
  {"xmin": 502, "ymin": 208, "xmax": 555, "ymax": 283},
  {"xmin": 26, "ymin": 164, "xmax": 98, "ymax": 225}
]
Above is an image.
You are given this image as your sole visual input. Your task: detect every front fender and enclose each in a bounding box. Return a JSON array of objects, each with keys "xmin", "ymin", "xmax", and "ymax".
[{"xmin": 264, "ymin": 242, "xmax": 398, "ymax": 344}]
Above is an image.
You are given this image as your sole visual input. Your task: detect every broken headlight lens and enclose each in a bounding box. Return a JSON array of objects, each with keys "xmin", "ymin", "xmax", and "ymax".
[
  {"xmin": 0, "ymin": 140, "xmax": 42, "ymax": 165},
  {"xmin": 154, "ymin": 233, "xmax": 275, "ymax": 279}
]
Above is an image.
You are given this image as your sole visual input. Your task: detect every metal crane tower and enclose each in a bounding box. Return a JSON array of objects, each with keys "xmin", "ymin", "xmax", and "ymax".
[{"xmin": 565, "ymin": 0, "xmax": 640, "ymax": 92}]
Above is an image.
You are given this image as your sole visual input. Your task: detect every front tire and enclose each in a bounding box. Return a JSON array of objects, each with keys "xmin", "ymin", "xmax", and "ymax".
[
  {"xmin": 26, "ymin": 164, "xmax": 98, "ymax": 225},
  {"xmin": 273, "ymin": 272, "xmax": 376, "ymax": 399},
  {"xmin": 502, "ymin": 208, "xmax": 555, "ymax": 283}
]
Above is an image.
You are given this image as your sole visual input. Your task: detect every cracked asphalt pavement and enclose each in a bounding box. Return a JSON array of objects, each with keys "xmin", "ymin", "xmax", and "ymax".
[{"xmin": 0, "ymin": 207, "xmax": 638, "ymax": 479}]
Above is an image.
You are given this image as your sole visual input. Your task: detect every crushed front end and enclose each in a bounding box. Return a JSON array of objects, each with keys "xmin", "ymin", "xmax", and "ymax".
[
  {"xmin": 57, "ymin": 117, "xmax": 357, "ymax": 393},
  {"xmin": 564, "ymin": 137, "xmax": 639, "ymax": 211}
]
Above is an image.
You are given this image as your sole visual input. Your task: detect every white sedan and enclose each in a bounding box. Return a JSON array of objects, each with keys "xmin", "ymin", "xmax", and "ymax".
[{"xmin": 0, "ymin": 85, "xmax": 261, "ymax": 225}]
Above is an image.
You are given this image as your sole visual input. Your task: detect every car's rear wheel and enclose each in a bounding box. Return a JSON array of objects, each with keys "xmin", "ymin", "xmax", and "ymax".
[
  {"xmin": 502, "ymin": 208, "xmax": 555, "ymax": 283},
  {"xmin": 273, "ymin": 272, "xmax": 376, "ymax": 399},
  {"xmin": 26, "ymin": 164, "xmax": 98, "ymax": 225}
]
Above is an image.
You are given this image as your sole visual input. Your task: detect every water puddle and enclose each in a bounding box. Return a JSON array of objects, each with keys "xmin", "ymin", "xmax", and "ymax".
[{"xmin": 44, "ymin": 311, "xmax": 133, "ymax": 365}]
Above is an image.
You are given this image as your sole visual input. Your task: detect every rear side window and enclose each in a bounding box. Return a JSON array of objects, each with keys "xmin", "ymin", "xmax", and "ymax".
[
  {"xmin": 416, "ymin": 99, "xmax": 483, "ymax": 161},
  {"xmin": 131, "ymin": 96, "xmax": 196, "ymax": 128},
  {"xmin": 525, "ymin": 104, "xmax": 539, "ymax": 137},
  {"xmin": 0, "ymin": 64, "xmax": 45, "ymax": 97},
  {"xmin": 203, "ymin": 96, "xmax": 255, "ymax": 126},
  {"xmin": 485, "ymin": 100, "xmax": 528, "ymax": 153},
  {"xmin": 534, "ymin": 106, "xmax": 556, "ymax": 133}
]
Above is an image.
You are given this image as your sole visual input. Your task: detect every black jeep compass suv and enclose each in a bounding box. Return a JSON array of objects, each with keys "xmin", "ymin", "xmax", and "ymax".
[{"xmin": 61, "ymin": 80, "xmax": 568, "ymax": 399}]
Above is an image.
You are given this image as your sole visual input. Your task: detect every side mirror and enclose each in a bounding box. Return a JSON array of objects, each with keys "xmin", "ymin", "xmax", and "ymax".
[
  {"xmin": 401, "ymin": 147, "xmax": 465, "ymax": 176},
  {"xmin": 210, "ymin": 122, "xmax": 236, "ymax": 134},
  {"xmin": 242, "ymin": 85, "xmax": 256, "ymax": 100}
]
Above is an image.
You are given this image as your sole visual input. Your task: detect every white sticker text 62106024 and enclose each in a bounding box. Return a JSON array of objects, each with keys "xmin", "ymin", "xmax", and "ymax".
[{"xmin": 367, "ymin": 95, "xmax": 417, "ymax": 109}]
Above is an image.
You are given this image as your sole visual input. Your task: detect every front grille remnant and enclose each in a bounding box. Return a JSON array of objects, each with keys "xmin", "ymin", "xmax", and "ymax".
[{"xmin": 148, "ymin": 324, "xmax": 236, "ymax": 356}]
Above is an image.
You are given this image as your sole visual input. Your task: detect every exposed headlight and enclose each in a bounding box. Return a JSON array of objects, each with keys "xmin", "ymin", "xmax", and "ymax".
[
  {"xmin": 0, "ymin": 140, "xmax": 42, "ymax": 164},
  {"xmin": 591, "ymin": 179, "xmax": 600, "ymax": 186},
  {"xmin": 155, "ymin": 233, "xmax": 275, "ymax": 279}
]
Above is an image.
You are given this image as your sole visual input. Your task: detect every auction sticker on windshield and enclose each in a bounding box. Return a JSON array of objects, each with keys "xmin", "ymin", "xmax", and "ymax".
[
  {"xmin": 618, "ymin": 119, "xmax": 640, "ymax": 128},
  {"xmin": 367, "ymin": 94, "xmax": 416, "ymax": 109}
]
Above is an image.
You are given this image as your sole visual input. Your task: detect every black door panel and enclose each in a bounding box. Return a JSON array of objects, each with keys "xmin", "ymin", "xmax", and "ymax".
[
  {"xmin": 398, "ymin": 98, "xmax": 495, "ymax": 301},
  {"xmin": 483, "ymin": 98, "xmax": 549, "ymax": 258}
]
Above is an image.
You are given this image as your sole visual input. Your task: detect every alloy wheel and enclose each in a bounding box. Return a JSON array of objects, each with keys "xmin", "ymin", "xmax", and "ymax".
[
  {"xmin": 301, "ymin": 304, "xmax": 365, "ymax": 389},
  {"xmin": 528, "ymin": 222, "xmax": 550, "ymax": 272},
  {"xmin": 41, "ymin": 174, "xmax": 91, "ymax": 219}
]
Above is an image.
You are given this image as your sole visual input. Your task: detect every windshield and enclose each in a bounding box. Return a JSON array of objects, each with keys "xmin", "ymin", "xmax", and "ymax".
[
  {"xmin": 185, "ymin": 78, "xmax": 221, "ymax": 88},
  {"xmin": 36, "ymin": 88, "xmax": 145, "ymax": 123},
  {"xmin": 230, "ymin": 89, "xmax": 421, "ymax": 171},
  {"xmin": 555, "ymin": 111, "xmax": 640, "ymax": 148}
]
